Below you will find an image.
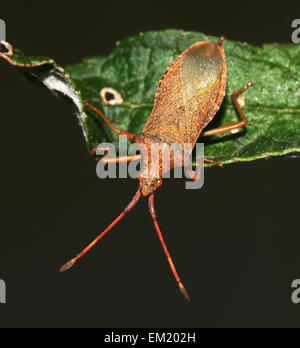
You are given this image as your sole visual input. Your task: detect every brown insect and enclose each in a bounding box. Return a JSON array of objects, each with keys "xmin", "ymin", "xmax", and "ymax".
[{"xmin": 60, "ymin": 36, "xmax": 253, "ymax": 301}]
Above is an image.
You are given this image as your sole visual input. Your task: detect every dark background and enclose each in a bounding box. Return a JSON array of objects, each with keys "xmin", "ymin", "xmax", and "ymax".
[{"xmin": 0, "ymin": 0, "xmax": 299, "ymax": 328}]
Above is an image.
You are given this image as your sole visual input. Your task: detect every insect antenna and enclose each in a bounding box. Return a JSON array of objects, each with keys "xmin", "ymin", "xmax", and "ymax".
[
  {"xmin": 148, "ymin": 193, "xmax": 190, "ymax": 301},
  {"xmin": 60, "ymin": 188, "xmax": 141, "ymax": 272}
]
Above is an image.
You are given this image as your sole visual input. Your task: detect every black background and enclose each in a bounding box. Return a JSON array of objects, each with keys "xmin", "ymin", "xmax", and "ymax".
[{"xmin": 0, "ymin": 0, "xmax": 299, "ymax": 328}]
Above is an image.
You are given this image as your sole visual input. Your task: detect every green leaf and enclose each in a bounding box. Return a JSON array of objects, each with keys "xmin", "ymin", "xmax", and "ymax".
[{"xmin": 1, "ymin": 30, "xmax": 300, "ymax": 165}]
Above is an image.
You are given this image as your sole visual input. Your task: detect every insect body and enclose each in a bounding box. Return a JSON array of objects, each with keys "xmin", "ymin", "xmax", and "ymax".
[{"xmin": 60, "ymin": 36, "xmax": 253, "ymax": 301}]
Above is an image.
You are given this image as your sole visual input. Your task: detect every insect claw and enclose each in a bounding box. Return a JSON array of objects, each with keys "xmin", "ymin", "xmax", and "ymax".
[
  {"xmin": 245, "ymin": 81, "xmax": 254, "ymax": 89},
  {"xmin": 59, "ymin": 258, "xmax": 77, "ymax": 272},
  {"xmin": 217, "ymin": 35, "xmax": 226, "ymax": 47},
  {"xmin": 179, "ymin": 282, "xmax": 190, "ymax": 301}
]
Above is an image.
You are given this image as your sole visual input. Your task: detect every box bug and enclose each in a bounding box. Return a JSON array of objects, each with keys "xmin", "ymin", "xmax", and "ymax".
[{"xmin": 60, "ymin": 36, "xmax": 253, "ymax": 301}]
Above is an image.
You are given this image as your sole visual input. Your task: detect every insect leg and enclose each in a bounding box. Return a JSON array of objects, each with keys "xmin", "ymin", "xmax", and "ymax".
[
  {"xmin": 90, "ymin": 146, "xmax": 141, "ymax": 163},
  {"xmin": 85, "ymin": 101, "xmax": 136, "ymax": 141},
  {"xmin": 185, "ymin": 155, "xmax": 203, "ymax": 181},
  {"xmin": 148, "ymin": 194, "xmax": 190, "ymax": 301},
  {"xmin": 217, "ymin": 35, "xmax": 226, "ymax": 47},
  {"xmin": 103, "ymin": 154, "xmax": 141, "ymax": 163},
  {"xmin": 204, "ymin": 158, "xmax": 224, "ymax": 168},
  {"xmin": 59, "ymin": 188, "xmax": 141, "ymax": 272},
  {"xmin": 185, "ymin": 158, "xmax": 223, "ymax": 180},
  {"xmin": 201, "ymin": 81, "xmax": 254, "ymax": 137}
]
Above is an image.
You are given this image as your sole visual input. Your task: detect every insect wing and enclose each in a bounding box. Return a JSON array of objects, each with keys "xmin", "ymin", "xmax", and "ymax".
[{"xmin": 143, "ymin": 41, "xmax": 227, "ymax": 146}]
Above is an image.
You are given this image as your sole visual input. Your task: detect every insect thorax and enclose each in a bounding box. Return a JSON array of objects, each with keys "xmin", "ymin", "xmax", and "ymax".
[{"xmin": 135, "ymin": 133, "xmax": 192, "ymax": 196}]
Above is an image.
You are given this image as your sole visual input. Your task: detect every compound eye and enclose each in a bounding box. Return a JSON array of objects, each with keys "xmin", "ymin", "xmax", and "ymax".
[{"xmin": 157, "ymin": 179, "xmax": 163, "ymax": 188}]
